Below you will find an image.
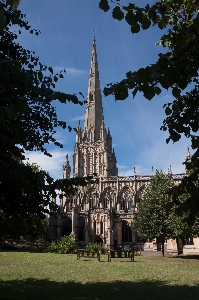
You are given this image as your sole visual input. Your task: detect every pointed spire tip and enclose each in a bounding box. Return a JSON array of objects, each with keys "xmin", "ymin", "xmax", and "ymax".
[{"xmin": 93, "ymin": 30, "xmax": 96, "ymax": 42}]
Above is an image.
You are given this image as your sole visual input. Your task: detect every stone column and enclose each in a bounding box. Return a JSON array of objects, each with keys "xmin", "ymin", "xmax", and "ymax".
[
  {"xmin": 107, "ymin": 212, "xmax": 114, "ymax": 249},
  {"xmin": 106, "ymin": 214, "xmax": 110, "ymax": 249},
  {"xmin": 117, "ymin": 220, "xmax": 122, "ymax": 245},
  {"xmin": 85, "ymin": 216, "xmax": 89, "ymax": 244},
  {"xmin": 71, "ymin": 207, "xmax": 75, "ymax": 235},
  {"xmin": 110, "ymin": 229, "xmax": 113, "ymax": 249},
  {"xmin": 132, "ymin": 222, "xmax": 136, "ymax": 243}
]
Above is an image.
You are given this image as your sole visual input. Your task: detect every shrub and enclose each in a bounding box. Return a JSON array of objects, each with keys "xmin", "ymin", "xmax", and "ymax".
[
  {"xmin": 46, "ymin": 235, "xmax": 76, "ymax": 254},
  {"xmin": 85, "ymin": 242, "xmax": 107, "ymax": 254}
]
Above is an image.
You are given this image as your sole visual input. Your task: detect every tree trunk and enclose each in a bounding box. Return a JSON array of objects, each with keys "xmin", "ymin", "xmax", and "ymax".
[
  {"xmin": 176, "ymin": 238, "xmax": 180, "ymax": 255},
  {"xmin": 162, "ymin": 237, "xmax": 165, "ymax": 257}
]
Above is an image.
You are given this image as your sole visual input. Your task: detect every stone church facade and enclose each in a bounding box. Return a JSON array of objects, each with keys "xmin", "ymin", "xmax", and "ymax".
[{"xmin": 50, "ymin": 38, "xmax": 199, "ymax": 254}]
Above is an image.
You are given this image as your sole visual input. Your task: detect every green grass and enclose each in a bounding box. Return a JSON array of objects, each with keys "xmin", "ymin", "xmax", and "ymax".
[{"xmin": 0, "ymin": 252, "xmax": 199, "ymax": 300}]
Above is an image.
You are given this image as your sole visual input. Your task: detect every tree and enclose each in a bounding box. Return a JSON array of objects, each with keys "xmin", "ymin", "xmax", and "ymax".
[
  {"xmin": 0, "ymin": 161, "xmax": 55, "ymax": 240},
  {"xmin": 0, "ymin": 1, "xmax": 95, "ymax": 238},
  {"xmin": 1, "ymin": 212, "xmax": 49, "ymax": 241},
  {"xmin": 0, "ymin": 0, "xmax": 20, "ymax": 30},
  {"xmin": 99, "ymin": 0, "xmax": 199, "ymax": 220},
  {"xmin": 134, "ymin": 170, "xmax": 199, "ymax": 256},
  {"xmin": 134, "ymin": 171, "xmax": 174, "ymax": 256}
]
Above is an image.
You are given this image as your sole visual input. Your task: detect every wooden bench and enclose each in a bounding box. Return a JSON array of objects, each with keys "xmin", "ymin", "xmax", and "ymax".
[
  {"xmin": 77, "ymin": 249, "xmax": 100, "ymax": 261},
  {"xmin": 108, "ymin": 250, "xmax": 134, "ymax": 262}
]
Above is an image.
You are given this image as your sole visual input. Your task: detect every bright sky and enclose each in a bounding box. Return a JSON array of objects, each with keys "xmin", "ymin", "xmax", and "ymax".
[{"xmin": 17, "ymin": 0, "xmax": 190, "ymax": 179}]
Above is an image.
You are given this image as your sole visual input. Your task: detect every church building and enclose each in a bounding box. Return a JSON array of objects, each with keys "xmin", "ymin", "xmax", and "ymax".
[{"xmin": 49, "ymin": 38, "xmax": 196, "ymax": 254}]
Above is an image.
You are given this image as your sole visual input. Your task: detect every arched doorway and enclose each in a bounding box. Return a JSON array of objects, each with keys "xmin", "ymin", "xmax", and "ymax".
[
  {"xmin": 63, "ymin": 219, "xmax": 72, "ymax": 236},
  {"xmin": 122, "ymin": 220, "xmax": 132, "ymax": 243},
  {"xmin": 78, "ymin": 216, "xmax": 85, "ymax": 241},
  {"xmin": 95, "ymin": 235, "xmax": 103, "ymax": 244}
]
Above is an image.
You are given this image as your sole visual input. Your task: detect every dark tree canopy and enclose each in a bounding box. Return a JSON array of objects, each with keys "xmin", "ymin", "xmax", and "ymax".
[
  {"xmin": 99, "ymin": 0, "xmax": 199, "ymax": 220},
  {"xmin": 0, "ymin": 1, "xmax": 95, "ymax": 238},
  {"xmin": 0, "ymin": 1, "xmax": 83, "ymax": 159}
]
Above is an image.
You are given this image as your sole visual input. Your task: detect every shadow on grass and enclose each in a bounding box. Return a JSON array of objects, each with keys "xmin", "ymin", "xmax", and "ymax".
[
  {"xmin": 0, "ymin": 278, "xmax": 199, "ymax": 300},
  {"xmin": 174, "ymin": 255, "xmax": 199, "ymax": 260},
  {"xmin": 0, "ymin": 245, "xmax": 46, "ymax": 253}
]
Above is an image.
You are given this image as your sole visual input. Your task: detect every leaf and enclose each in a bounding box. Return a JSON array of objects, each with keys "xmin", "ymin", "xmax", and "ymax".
[
  {"xmin": 125, "ymin": 10, "xmax": 136, "ymax": 26},
  {"xmin": 131, "ymin": 23, "xmax": 140, "ymax": 33},
  {"xmin": 165, "ymin": 107, "xmax": 172, "ymax": 116},
  {"xmin": 115, "ymin": 85, "xmax": 128, "ymax": 100},
  {"xmin": 141, "ymin": 17, "xmax": 151, "ymax": 30},
  {"xmin": 38, "ymin": 71, "xmax": 43, "ymax": 81},
  {"xmin": 68, "ymin": 126, "xmax": 72, "ymax": 132},
  {"xmin": 103, "ymin": 86, "xmax": 114, "ymax": 97},
  {"xmin": 178, "ymin": 79, "xmax": 188, "ymax": 90},
  {"xmin": 154, "ymin": 86, "xmax": 161, "ymax": 95},
  {"xmin": 172, "ymin": 87, "xmax": 181, "ymax": 98},
  {"xmin": 48, "ymin": 67, "xmax": 53, "ymax": 74},
  {"xmin": 112, "ymin": 6, "xmax": 124, "ymax": 21},
  {"xmin": 99, "ymin": 0, "xmax": 110, "ymax": 12},
  {"xmin": 136, "ymin": 68, "xmax": 146, "ymax": 81},
  {"xmin": 79, "ymin": 92, "xmax": 84, "ymax": 98},
  {"xmin": 170, "ymin": 131, "xmax": 181, "ymax": 142},
  {"xmin": 159, "ymin": 75, "xmax": 173, "ymax": 89},
  {"xmin": 143, "ymin": 86, "xmax": 155, "ymax": 100}
]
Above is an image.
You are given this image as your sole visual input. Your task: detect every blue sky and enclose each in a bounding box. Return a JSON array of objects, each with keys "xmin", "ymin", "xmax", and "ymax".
[{"xmin": 17, "ymin": 0, "xmax": 190, "ymax": 179}]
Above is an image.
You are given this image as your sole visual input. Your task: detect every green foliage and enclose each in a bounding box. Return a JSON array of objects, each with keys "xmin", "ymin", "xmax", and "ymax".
[
  {"xmin": 134, "ymin": 171, "xmax": 175, "ymax": 240},
  {"xmin": 0, "ymin": 159, "xmax": 57, "ymax": 239},
  {"xmin": 0, "ymin": 0, "xmax": 20, "ymax": 30},
  {"xmin": 85, "ymin": 242, "xmax": 107, "ymax": 254},
  {"xmin": 0, "ymin": 1, "xmax": 82, "ymax": 158},
  {"xmin": 172, "ymin": 161, "xmax": 199, "ymax": 225},
  {"xmin": 46, "ymin": 236, "xmax": 76, "ymax": 254},
  {"xmin": 134, "ymin": 170, "xmax": 199, "ymax": 242},
  {"xmin": 99, "ymin": 0, "xmax": 199, "ymax": 219},
  {"xmin": 112, "ymin": 6, "xmax": 124, "ymax": 21},
  {"xmin": 0, "ymin": 1, "xmax": 97, "ymax": 235},
  {"xmin": 99, "ymin": 0, "xmax": 110, "ymax": 12},
  {"xmin": 1, "ymin": 213, "xmax": 49, "ymax": 241}
]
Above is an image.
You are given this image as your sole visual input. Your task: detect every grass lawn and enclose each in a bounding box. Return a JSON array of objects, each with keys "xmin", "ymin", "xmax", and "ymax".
[{"xmin": 0, "ymin": 252, "xmax": 199, "ymax": 300}]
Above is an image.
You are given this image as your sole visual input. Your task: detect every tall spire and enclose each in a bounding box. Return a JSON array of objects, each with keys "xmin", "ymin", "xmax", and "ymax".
[
  {"xmin": 73, "ymin": 38, "xmax": 118, "ymax": 177},
  {"xmin": 83, "ymin": 38, "xmax": 104, "ymax": 142}
]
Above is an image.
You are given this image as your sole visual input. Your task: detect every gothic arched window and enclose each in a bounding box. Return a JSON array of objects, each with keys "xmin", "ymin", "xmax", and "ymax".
[
  {"xmin": 89, "ymin": 92, "xmax": 93, "ymax": 102},
  {"xmin": 88, "ymin": 131, "xmax": 92, "ymax": 142}
]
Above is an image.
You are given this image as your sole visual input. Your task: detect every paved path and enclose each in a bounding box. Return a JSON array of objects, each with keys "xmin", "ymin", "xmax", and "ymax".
[{"xmin": 139, "ymin": 250, "xmax": 168, "ymax": 257}]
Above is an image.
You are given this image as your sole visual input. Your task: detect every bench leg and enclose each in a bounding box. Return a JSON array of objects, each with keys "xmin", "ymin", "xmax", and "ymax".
[{"xmin": 131, "ymin": 252, "xmax": 134, "ymax": 261}]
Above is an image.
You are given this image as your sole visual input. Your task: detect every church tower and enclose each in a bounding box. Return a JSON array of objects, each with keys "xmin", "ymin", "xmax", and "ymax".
[
  {"xmin": 73, "ymin": 38, "xmax": 118, "ymax": 177},
  {"xmin": 55, "ymin": 38, "xmax": 189, "ymax": 253}
]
